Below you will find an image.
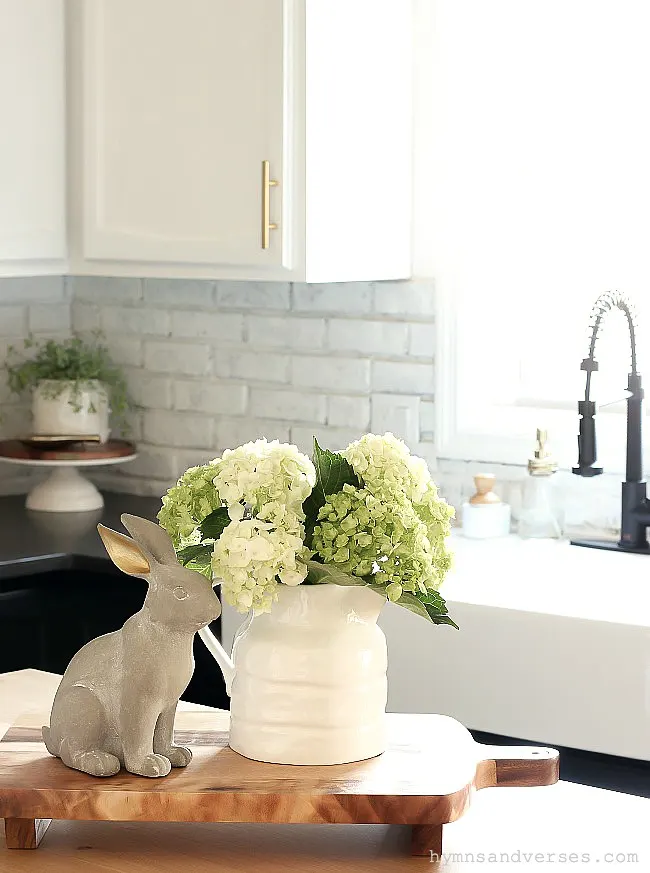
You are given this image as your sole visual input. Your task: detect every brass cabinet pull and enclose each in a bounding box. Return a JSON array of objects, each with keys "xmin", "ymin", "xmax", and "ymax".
[{"xmin": 261, "ymin": 160, "xmax": 279, "ymax": 249}]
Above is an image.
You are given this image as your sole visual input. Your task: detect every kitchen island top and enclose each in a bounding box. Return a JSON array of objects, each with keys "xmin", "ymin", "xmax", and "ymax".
[{"xmin": 0, "ymin": 670, "xmax": 648, "ymax": 871}]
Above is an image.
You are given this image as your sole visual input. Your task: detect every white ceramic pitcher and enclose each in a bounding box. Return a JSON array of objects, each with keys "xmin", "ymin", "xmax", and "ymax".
[{"xmin": 199, "ymin": 583, "xmax": 388, "ymax": 765}]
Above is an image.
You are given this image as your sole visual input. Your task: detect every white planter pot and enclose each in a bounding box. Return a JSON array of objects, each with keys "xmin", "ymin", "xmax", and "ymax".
[
  {"xmin": 32, "ymin": 380, "xmax": 110, "ymax": 443},
  {"xmin": 203, "ymin": 584, "xmax": 388, "ymax": 765}
]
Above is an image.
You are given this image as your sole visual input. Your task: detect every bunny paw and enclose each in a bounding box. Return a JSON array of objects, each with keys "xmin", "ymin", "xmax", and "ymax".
[
  {"xmin": 162, "ymin": 745, "xmax": 192, "ymax": 767},
  {"xmin": 128, "ymin": 753, "xmax": 172, "ymax": 778}
]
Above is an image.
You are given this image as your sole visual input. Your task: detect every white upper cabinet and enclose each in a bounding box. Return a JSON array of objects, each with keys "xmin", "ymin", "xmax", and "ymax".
[
  {"xmin": 68, "ymin": 0, "xmax": 412, "ymax": 282},
  {"xmin": 0, "ymin": 0, "xmax": 66, "ymax": 276}
]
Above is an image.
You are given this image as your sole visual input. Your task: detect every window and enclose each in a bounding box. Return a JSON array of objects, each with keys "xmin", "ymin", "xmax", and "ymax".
[{"xmin": 414, "ymin": 0, "xmax": 650, "ymax": 471}]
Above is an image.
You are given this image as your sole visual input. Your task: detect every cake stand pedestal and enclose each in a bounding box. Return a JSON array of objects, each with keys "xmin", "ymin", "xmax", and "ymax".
[{"xmin": 0, "ymin": 441, "xmax": 137, "ymax": 512}]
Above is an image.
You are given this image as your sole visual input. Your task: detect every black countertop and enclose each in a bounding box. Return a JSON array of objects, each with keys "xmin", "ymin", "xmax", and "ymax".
[{"xmin": 0, "ymin": 492, "xmax": 162, "ymax": 579}]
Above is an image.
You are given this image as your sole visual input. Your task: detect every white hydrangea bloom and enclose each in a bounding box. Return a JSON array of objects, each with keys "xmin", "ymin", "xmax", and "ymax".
[
  {"xmin": 213, "ymin": 518, "xmax": 309, "ymax": 613},
  {"xmin": 211, "ymin": 439, "xmax": 315, "ymax": 533},
  {"xmin": 342, "ymin": 432, "xmax": 431, "ymax": 503}
]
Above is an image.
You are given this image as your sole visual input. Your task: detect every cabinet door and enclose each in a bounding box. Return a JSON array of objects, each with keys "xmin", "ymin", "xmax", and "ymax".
[
  {"xmin": 79, "ymin": 0, "xmax": 286, "ymax": 273},
  {"xmin": 0, "ymin": 0, "xmax": 65, "ymax": 274}
]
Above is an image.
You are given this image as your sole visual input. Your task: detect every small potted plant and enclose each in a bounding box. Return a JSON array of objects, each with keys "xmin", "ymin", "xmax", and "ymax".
[{"xmin": 5, "ymin": 333, "xmax": 130, "ymax": 443}]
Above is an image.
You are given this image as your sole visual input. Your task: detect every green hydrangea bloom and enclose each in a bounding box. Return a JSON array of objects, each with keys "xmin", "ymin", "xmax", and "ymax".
[
  {"xmin": 312, "ymin": 483, "xmax": 451, "ymax": 596},
  {"xmin": 415, "ymin": 481, "xmax": 455, "ymax": 578},
  {"xmin": 342, "ymin": 432, "xmax": 431, "ymax": 503},
  {"xmin": 158, "ymin": 464, "xmax": 221, "ymax": 547}
]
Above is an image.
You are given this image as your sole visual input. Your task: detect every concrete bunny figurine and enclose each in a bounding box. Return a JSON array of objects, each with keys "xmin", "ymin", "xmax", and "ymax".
[{"xmin": 42, "ymin": 514, "xmax": 221, "ymax": 778}]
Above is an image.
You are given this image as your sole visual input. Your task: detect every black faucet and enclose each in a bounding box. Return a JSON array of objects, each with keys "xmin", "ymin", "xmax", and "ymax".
[{"xmin": 572, "ymin": 291, "xmax": 650, "ymax": 553}]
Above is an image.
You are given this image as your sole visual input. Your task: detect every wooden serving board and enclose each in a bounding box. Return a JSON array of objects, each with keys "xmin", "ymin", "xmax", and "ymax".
[{"xmin": 0, "ymin": 710, "xmax": 558, "ymax": 857}]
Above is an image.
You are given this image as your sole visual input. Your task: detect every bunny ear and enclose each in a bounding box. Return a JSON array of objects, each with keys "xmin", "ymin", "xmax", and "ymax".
[
  {"xmin": 97, "ymin": 525, "xmax": 151, "ymax": 577},
  {"xmin": 120, "ymin": 514, "xmax": 179, "ymax": 566}
]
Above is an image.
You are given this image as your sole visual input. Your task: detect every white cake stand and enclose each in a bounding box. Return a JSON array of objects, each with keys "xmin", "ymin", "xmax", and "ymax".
[{"xmin": 0, "ymin": 453, "xmax": 137, "ymax": 512}]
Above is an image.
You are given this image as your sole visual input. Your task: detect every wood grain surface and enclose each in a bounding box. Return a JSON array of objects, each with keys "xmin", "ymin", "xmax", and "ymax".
[
  {"xmin": 0, "ymin": 672, "xmax": 646, "ymax": 871},
  {"xmin": 0, "ymin": 439, "xmax": 135, "ymax": 462},
  {"xmin": 0, "ymin": 711, "xmax": 558, "ymax": 831},
  {"xmin": 4, "ymin": 817, "xmax": 51, "ymax": 849}
]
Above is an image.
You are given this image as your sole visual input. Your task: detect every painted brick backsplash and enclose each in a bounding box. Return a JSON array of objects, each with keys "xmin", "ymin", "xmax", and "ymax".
[
  {"xmin": 0, "ymin": 275, "xmax": 628, "ymax": 533},
  {"xmin": 67, "ymin": 277, "xmax": 437, "ymax": 496}
]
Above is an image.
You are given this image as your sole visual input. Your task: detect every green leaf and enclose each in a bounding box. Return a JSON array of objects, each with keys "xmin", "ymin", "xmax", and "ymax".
[
  {"xmin": 304, "ymin": 559, "xmax": 370, "ymax": 587},
  {"xmin": 302, "ymin": 438, "xmax": 360, "ymax": 542},
  {"xmin": 303, "ymin": 561, "xmax": 457, "ymax": 627},
  {"xmin": 394, "ymin": 591, "xmax": 459, "ymax": 629},
  {"xmin": 304, "ymin": 561, "xmax": 388, "ymax": 605},
  {"xmin": 177, "ymin": 543, "xmax": 213, "ymax": 567},
  {"xmin": 199, "ymin": 506, "xmax": 231, "ymax": 540}
]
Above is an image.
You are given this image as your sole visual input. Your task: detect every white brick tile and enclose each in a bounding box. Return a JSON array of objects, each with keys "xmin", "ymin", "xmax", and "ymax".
[
  {"xmin": 126, "ymin": 370, "xmax": 173, "ymax": 409},
  {"xmin": 174, "ymin": 380, "xmax": 248, "ymax": 415},
  {"xmin": 246, "ymin": 315, "xmax": 325, "ymax": 349},
  {"xmin": 171, "ymin": 310, "xmax": 243, "ymax": 341},
  {"xmin": 144, "ymin": 341, "xmax": 211, "ymax": 376},
  {"xmin": 217, "ymin": 351, "xmax": 290, "ymax": 383},
  {"xmin": 420, "ymin": 399, "xmax": 435, "ymax": 439},
  {"xmin": 28, "ymin": 304, "xmax": 71, "ymax": 334},
  {"xmin": 409, "ymin": 322, "xmax": 436, "ymax": 358},
  {"xmin": 372, "ymin": 360, "xmax": 434, "ymax": 394},
  {"xmin": 0, "ymin": 372, "xmax": 14, "ymax": 403},
  {"xmin": 90, "ymin": 470, "xmax": 175, "ymax": 496},
  {"xmin": 124, "ymin": 409, "xmax": 143, "ymax": 442},
  {"xmin": 371, "ymin": 393, "xmax": 420, "ymax": 446},
  {"xmin": 0, "ymin": 404, "xmax": 31, "ymax": 439},
  {"xmin": 290, "ymin": 425, "xmax": 365, "ymax": 455},
  {"xmin": 0, "ymin": 306, "xmax": 27, "ymax": 336},
  {"xmin": 327, "ymin": 395, "xmax": 370, "ymax": 430},
  {"xmin": 292, "ymin": 283, "xmax": 372, "ymax": 314},
  {"xmin": 373, "ymin": 279, "xmax": 436, "ymax": 317},
  {"xmin": 102, "ymin": 306, "xmax": 170, "ymax": 336},
  {"xmin": 328, "ymin": 319, "xmax": 408, "ymax": 355},
  {"xmin": 124, "ymin": 446, "xmax": 179, "ymax": 480},
  {"xmin": 174, "ymin": 448, "xmax": 219, "ymax": 473},
  {"xmin": 0, "ymin": 277, "xmax": 66, "ymax": 302},
  {"xmin": 71, "ymin": 302, "xmax": 101, "ymax": 333},
  {"xmin": 103, "ymin": 337, "xmax": 143, "ymax": 368},
  {"xmin": 143, "ymin": 278, "xmax": 215, "ymax": 307},
  {"xmin": 216, "ymin": 282, "xmax": 290, "ymax": 310},
  {"xmin": 291, "ymin": 356, "xmax": 370, "ymax": 392},
  {"xmin": 143, "ymin": 409, "xmax": 213, "ymax": 448},
  {"xmin": 215, "ymin": 417, "xmax": 290, "ymax": 450},
  {"xmin": 250, "ymin": 388, "xmax": 326, "ymax": 423},
  {"xmin": 213, "ymin": 349, "xmax": 233, "ymax": 378},
  {"xmin": 0, "ymin": 338, "xmax": 27, "ymax": 361},
  {"xmin": 413, "ymin": 441, "xmax": 438, "ymax": 474},
  {"xmin": 0, "ymin": 465, "xmax": 39, "ymax": 495},
  {"xmin": 71, "ymin": 276, "xmax": 142, "ymax": 304}
]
